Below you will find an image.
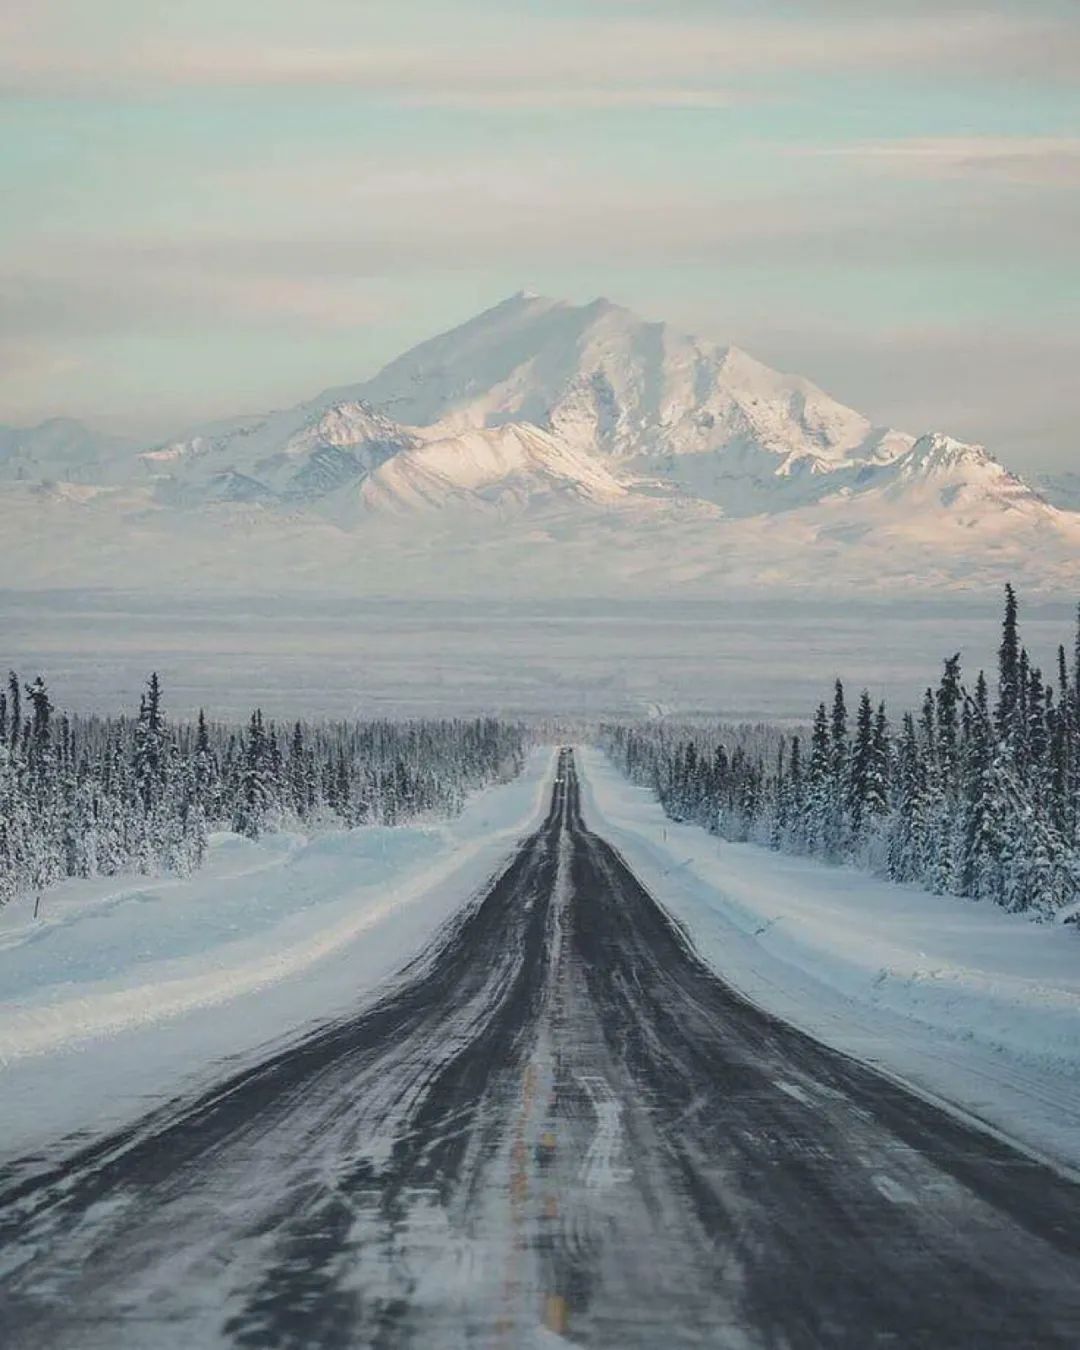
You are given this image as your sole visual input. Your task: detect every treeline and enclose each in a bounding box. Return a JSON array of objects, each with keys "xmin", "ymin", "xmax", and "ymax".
[
  {"xmin": 0, "ymin": 672, "xmax": 525, "ymax": 906},
  {"xmin": 602, "ymin": 587, "xmax": 1080, "ymax": 922}
]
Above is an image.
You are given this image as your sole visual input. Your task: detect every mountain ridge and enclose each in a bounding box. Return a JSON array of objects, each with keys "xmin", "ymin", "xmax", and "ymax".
[{"xmin": 1, "ymin": 294, "xmax": 1077, "ymax": 598}]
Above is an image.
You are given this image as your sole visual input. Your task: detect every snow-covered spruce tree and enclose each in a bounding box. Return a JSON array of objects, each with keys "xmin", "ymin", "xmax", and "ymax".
[
  {"xmin": 847, "ymin": 690, "xmax": 875, "ymax": 851},
  {"xmin": 768, "ymin": 740, "xmax": 787, "ymax": 850},
  {"xmin": 598, "ymin": 584, "xmax": 1080, "ymax": 924},
  {"xmin": 0, "ymin": 676, "xmax": 526, "ymax": 906},
  {"xmin": 959, "ymin": 672, "xmax": 1001, "ymax": 902},
  {"xmin": 997, "ymin": 583, "xmax": 1022, "ymax": 746},
  {"xmin": 805, "ymin": 702, "xmax": 832, "ymax": 858},
  {"xmin": 234, "ymin": 710, "xmax": 286, "ymax": 838},
  {"xmin": 1048, "ymin": 676, "xmax": 1073, "ymax": 841},
  {"xmin": 784, "ymin": 735, "xmax": 806, "ymax": 852},
  {"xmin": 870, "ymin": 703, "xmax": 891, "ymax": 812},
  {"xmin": 826, "ymin": 680, "xmax": 849, "ymax": 859},
  {"xmin": 885, "ymin": 713, "xmax": 923, "ymax": 884},
  {"xmin": 192, "ymin": 709, "xmax": 221, "ymax": 820}
]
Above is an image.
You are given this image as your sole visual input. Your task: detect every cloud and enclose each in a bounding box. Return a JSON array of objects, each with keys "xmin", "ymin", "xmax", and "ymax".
[
  {"xmin": 801, "ymin": 137, "xmax": 1080, "ymax": 188},
  {"xmin": 195, "ymin": 145, "xmax": 1080, "ymax": 270},
  {"xmin": 0, "ymin": 252, "xmax": 393, "ymax": 338},
  {"xmin": 2, "ymin": 10, "xmax": 1077, "ymax": 98},
  {"xmin": 0, "ymin": 337, "xmax": 84, "ymax": 384},
  {"xmin": 394, "ymin": 86, "xmax": 739, "ymax": 112},
  {"xmin": 4, "ymin": 133, "xmax": 1075, "ymax": 356}
]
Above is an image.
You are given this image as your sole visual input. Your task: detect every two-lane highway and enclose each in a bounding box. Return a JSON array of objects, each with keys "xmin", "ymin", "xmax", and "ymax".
[{"xmin": 2, "ymin": 749, "xmax": 1080, "ymax": 1347}]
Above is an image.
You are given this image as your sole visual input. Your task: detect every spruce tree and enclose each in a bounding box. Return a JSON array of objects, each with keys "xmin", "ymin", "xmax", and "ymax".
[
  {"xmin": 869, "ymin": 702, "xmax": 891, "ymax": 821},
  {"xmin": 807, "ymin": 702, "xmax": 831, "ymax": 855},
  {"xmin": 7, "ymin": 671, "xmax": 20, "ymax": 752},
  {"xmin": 960, "ymin": 671, "xmax": 999, "ymax": 901},
  {"xmin": 889, "ymin": 713, "xmax": 927, "ymax": 884},
  {"xmin": 787, "ymin": 735, "xmax": 804, "ymax": 850},
  {"xmin": 848, "ymin": 690, "xmax": 875, "ymax": 845},
  {"xmin": 996, "ymin": 583, "xmax": 1021, "ymax": 744},
  {"xmin": 827, "ymin": 680, "xmax": 849, "ymax": 857},
  {"xmin": 936, "ymin": 655, "xmax": 962, "ymax": 792},
  {"xmin": 133, "ymin": 673, "xmax": 167, "ymax": 812}
]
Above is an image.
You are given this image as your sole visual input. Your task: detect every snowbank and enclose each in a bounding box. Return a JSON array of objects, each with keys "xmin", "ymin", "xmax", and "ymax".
[
  {"xmin": 577, "ymin": 746, "xmax": 1080, "ymax": 1173},
  {"xmin": 0, "ymin": 750, "xmax": 555, "ymax": 1153}
]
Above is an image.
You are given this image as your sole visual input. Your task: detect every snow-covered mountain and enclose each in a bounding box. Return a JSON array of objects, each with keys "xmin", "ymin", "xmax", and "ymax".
[
  {"xmin": 141, "ymin": 400, "xmax": 418, "ymax": 506},
  {"xmin": 359, "ymin": 292, "xmax": 912, "ymax": 514},
  {"xmin": 127, "ymin": 292, "xmax": 920, "ymax": 520},
  {"xmin": 0, "ymin": 418, "xmax": 130, "ymax": 485},
  {"xmin": 846, "ymin": 434, "xmax": 1049, "ymax": 517},
  {"xmin": 1, "ymin": 294, "xmax": 1077, "ymax": 598},
  {"xmin": 354, "ymin": 423, "xmax": 630, "ymax": 517}
]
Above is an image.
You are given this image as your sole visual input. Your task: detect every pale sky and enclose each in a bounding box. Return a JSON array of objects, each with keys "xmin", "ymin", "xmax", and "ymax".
[{"xmin": 1, "ymin": 0, "xmax": 1078, "ymax": 468}]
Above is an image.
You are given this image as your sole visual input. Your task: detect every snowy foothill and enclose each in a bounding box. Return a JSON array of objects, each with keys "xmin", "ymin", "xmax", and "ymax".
[
  {"xmin": 0, "ymin": 748, "xmax": 557, "ymax": 1158},
  {"xmin": 577, "ymin": 746, "xmax": 1080, "ymax": 1175}
]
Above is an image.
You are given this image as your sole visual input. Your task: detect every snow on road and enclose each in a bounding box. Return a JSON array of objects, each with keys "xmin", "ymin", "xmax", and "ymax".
[
  {"xmin": 0, "ymin": 749, "xmax": 556, "ymax": 1154},
  {"xmin": 577, "ymin": 746, "xmax": 1080, "ymax": 1174}
]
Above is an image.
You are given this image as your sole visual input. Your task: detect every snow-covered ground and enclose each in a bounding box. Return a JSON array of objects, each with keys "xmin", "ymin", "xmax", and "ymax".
[
  {"xmin": 7, "ymin": 590, "xmax": 1080, "ymax": 723},
  {"xmin": 577, "ymin": 746, "xmax": 1080, "ymax": 1176},
  {"xmin": 0, "ymin": 749, "xmax": 556, "ymax": 1156}
]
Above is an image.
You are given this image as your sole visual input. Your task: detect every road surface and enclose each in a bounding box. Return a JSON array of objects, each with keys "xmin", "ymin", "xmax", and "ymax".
[{"xmin": 2, "ymin": 749, "xmax": 1080, "ymax": 1347}]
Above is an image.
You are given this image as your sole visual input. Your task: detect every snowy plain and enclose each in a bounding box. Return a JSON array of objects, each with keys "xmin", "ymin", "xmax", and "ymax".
[
  {"xmin": 577, "ymin": 746, "xmax": 1080, "ymax": 1176},
  {"xmin": 0, "ymin": 748, "xmax": 556, "ymax": 1158},
  {"xmin": 5, "ymin": 589, "xmax": 1079, "ymax": 723}
]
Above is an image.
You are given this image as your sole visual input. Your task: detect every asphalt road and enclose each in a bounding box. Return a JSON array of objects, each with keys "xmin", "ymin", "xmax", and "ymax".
[{"xmin": 2, "ymin": 748, "xmax": 1080, "ymax": 1348}]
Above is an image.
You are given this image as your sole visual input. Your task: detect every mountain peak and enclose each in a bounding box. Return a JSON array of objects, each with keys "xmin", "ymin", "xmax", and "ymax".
[
  {"xmin": 358, "ymin": 293, "xmax": 892, "ymax": 477},
  {"xmin": 897, "ymin": 434, "xmax": 1033, "ymax": 488},
  {"xmin": 491, "ymin": 289, "xmax": 558, "ymax": 313},
  {"xmin": 862, "ymin": 430, "xmax": 1047, "ymax": 518}
]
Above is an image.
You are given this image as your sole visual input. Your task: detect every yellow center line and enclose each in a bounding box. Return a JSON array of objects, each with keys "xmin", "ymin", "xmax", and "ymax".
[
  {"xmin": 545, "ymin": 1292, "xmax": 569, "ymax": 1335},
  {"xmin": 497, "ymin": 1062, "xmax": 540, "ymax": 1345}
]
